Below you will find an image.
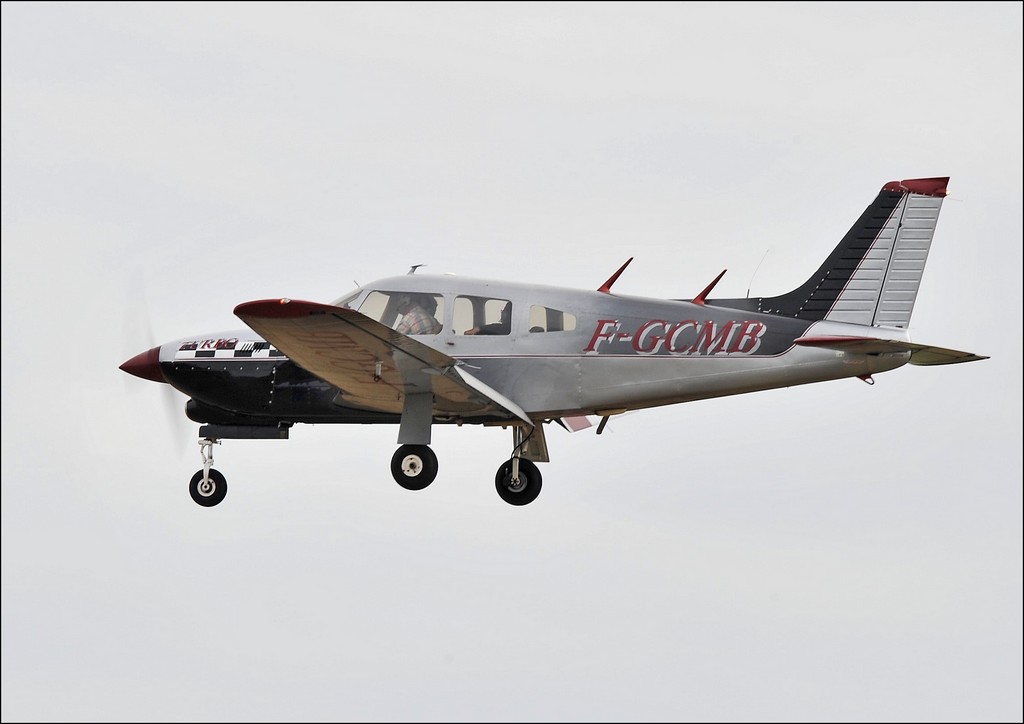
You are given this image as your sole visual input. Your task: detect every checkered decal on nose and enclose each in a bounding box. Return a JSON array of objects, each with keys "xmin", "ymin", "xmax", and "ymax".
[{"xmin": 176, "ymin": 340, "xmax": 285, "ymax": 359}]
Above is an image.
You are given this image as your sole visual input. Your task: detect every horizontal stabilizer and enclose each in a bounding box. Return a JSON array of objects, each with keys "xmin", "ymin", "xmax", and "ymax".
[{"xmin": 794, "ymin": 336, "xmax": 988, "ymax": 366}]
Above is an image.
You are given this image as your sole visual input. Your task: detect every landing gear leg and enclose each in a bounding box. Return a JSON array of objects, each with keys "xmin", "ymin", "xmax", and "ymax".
[
  {"xmin": 189, "ymin": 437, "xmax": 227, "ymax": 507},
  {"xmin": 495, "ymin": 426, "xmax": 542, "ymax": 506}
]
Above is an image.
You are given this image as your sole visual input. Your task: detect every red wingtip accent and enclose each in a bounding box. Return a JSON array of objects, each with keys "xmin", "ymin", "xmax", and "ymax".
[
  {"xmin": 881, "ymin": 177, "xmax": 949, "ymax": 197},
  {"xmin": 234, "ymin": 298, "xmax": 324, "ymax": 319},
  {"xmin": 598, "ymin": 257, "xmax": 633, "ymax": 294},
  {"xmin": 692, "ymin": 269, "xmax": 727, "ymax": 306},
  {"xmin": 119, "ymin": 345, "xmax": 166, "ymax": 383}
]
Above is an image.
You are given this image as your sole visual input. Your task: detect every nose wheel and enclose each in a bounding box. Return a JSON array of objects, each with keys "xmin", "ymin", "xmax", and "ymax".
[{"xmin": 189, "ymin": 438, "xmax": 228, "ymax": 507}]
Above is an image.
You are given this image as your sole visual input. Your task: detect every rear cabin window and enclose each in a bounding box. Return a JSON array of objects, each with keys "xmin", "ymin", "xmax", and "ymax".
[
  {"xmin": 358, "ymin": 291, "xmax": 444, "ymax": 336},
  {"xmin": 455, "ymin": 296, "xmax": 512, "ymax": 336},
  {"xmin": 529, "ymin": 305, "xmax": 576, "ymax": 333}
]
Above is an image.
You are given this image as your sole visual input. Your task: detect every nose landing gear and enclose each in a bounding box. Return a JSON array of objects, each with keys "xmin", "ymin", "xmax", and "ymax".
[{"xmin": 189, "ymin": 437, "xmax": 227, "ymax": 507}]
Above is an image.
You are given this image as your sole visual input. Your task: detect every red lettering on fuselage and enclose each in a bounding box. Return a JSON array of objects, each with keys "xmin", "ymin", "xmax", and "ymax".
[
  {"xmin": 692, "ymin": 320, "xmax": 736, "ymax": 354},
  {"xmin": 633, "ymin": 320, "xmax": 669, "ymax": 355},
  {"xmin": 666, "ymin": 321, "xmax": 698, "ymax": 353},
  {"xmin": 587, "ymin": 319, "xmax": 768, "ymax": 356},
  {"xmin": 728, "ymin": 321, "xmax": 767, "ymax": 354},
  {"xmin": 585, "ymin": 320, "xmax": 620, "ymax": 352}
]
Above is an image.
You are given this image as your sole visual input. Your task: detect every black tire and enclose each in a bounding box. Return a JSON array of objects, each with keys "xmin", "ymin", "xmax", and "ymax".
[
  {"xmin": 390, "ymin": 445, "xmax": 438, "ymax": 490},
  {"xmin": 494, "ymin": 458, "xmax": 542, "ymax": 506},
  {"xmin": 189, "ymin": 469, "xmax": 228, "ymax": 507}
]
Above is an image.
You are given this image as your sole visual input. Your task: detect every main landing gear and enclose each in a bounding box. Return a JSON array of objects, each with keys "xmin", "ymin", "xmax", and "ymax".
[
  {"xmin": 388, "ymin": 425, "xmax": 544, "ymax": 506},
  {"xmin": 190, "ymin": 437, "xmax": 227, "ymax": 507},
  {"xmin": 494, "ymin": 457, "xmax": 542, "ymax": 506},
  {"xmin": 390, "ymin": 444, "xmax": 438, "ymax": 490},
  {"xmin": 494, "ymin": 425, "xmax": 543, "ymax": 506}
]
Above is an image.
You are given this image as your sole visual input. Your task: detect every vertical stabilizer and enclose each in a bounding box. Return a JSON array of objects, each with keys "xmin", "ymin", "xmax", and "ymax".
[
  {"xmin": 707, "ymin": 177, "xmax": 948, "ymax": 329},
  {"xmin": 828, "ymin": 178, "xmax": 946, "ymax": 328}
]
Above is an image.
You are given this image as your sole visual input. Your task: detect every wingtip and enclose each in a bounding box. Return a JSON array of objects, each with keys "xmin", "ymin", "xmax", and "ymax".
[{"xmin": 235, "ymin": 298, "xmax": 321, "ymax": 319}]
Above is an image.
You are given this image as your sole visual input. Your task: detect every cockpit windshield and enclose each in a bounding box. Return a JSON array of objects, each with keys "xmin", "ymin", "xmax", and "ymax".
[{"xmin": 331, "ymin": 288, "xmax": 362, "ymax": 308}]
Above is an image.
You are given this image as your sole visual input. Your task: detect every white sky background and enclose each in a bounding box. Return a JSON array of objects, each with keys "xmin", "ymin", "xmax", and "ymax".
[{"xmin": 2, "ymin": 2, "xmax": 1021, "ymax": 721}]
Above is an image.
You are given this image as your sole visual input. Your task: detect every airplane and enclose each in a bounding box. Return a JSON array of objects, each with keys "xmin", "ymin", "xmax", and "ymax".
[{"xmin": 121, "ymin": 176, "xmax": 988, "ymax": 507}]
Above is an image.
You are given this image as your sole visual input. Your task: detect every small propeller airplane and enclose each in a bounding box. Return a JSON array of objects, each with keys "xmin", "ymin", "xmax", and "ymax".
[{"xmin": 122, "ymin": 176, "xmax": 987, "ymax": 507}]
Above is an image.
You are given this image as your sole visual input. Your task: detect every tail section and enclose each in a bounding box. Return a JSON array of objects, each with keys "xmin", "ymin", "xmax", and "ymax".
[{"xmin": 710, "ymin": 177, "xmax": 949, "ymax": 329}]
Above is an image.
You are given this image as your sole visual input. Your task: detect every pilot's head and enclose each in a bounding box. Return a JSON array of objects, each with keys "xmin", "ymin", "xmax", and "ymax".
[{"xmin": 419, "ymin": 294, "xmax": 438, "ymax": 314}]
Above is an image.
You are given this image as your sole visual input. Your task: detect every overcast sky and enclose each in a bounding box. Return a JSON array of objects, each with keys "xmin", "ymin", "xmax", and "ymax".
[{"xmin": 2, "ymin": 2, "xmax": 1021, "ymax": 722}]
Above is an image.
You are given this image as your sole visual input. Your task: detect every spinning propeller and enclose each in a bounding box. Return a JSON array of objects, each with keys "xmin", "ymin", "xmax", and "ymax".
[{"xmin": 121, "ymin": 282, "xmax": 192, "ymax": 457}]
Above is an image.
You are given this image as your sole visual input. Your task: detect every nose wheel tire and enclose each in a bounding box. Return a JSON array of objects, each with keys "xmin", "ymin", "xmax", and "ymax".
[
  {"xmin": 391, "ymin": 444, "xmax": 438, "ymax": 490},
  {"xmin": 495, "ymin": 458, "xmax": 542, "ymax": 506},
  {"xmin": 189, "ymin": 469, "xmax": 228, "ymax": 507}
]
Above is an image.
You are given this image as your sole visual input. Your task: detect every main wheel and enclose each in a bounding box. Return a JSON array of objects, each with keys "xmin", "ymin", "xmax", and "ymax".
[
  {"xmin": 391, "ymin": 444, "xmax": 438, "ymax": 490},
  {"xmin": 189, "ymin": 469, "xmax": 228, "ymax": 507},
  {"xmin": 495, "ymin": 458, "xmax": 542, "ymax": 506}
]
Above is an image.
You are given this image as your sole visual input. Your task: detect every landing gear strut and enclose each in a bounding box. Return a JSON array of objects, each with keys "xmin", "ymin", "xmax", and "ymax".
[{"xmin": 189, "ymin": 437, "xmax": 227, "ymax": 507}]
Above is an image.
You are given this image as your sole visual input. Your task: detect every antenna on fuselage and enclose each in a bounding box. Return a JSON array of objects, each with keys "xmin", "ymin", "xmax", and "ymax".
[
  {"xmin": 408, "ymin": 264, "xmax": 426, "ymax": 275},
  {"xmin": 598, "ymin": 257, "xmax": 633, "ymax": 294},
  {"xmin": 747, "ymin": 249, "xmax": 769, "ymax": 298},
  {"xmin": 692, "ymin": 269, "xmax": 727, "ymax": 306}
]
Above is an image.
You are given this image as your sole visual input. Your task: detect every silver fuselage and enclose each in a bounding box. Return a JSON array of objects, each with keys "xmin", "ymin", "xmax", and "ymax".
[{"xmin": 161, "ymin": 274, "xmax": 911, "ymax": 422}]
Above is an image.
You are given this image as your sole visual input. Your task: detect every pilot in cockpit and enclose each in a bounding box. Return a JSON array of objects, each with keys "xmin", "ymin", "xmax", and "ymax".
[{"xmin": 395, "ymin": 294, "xmax": 441, "ymax": 335}]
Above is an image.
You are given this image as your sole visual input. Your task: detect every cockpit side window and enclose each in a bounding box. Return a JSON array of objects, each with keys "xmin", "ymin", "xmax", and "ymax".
[
  {"xmin": 529, "ymin": 305, "xmax": 577, "ymax": 333},
  {"xmin": 358, "ymin": 291, "xmax": 444, "ymax": 335}
]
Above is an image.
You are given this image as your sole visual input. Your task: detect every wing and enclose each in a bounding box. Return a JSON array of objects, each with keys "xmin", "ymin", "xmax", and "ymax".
[
  {"xmin": 794, "ymin": 335, "xmax": 989, "ymax": 366},
  {"xmin": 234, "ymin": 299, "xmax": 531, "ymax": 424}
]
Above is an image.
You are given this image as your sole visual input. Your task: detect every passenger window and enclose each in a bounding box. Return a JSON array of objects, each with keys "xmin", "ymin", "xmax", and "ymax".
[
  {"xmin": 529, "ymin": 305, "xmax": 576, "ymax": 333},
  {"xmin": 358, "ymin": 291, "xmax": 444, "ymax": 335},
  {"xmin": 456, "ymin": 296, "xmax": 512, "ymax": 336}
]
